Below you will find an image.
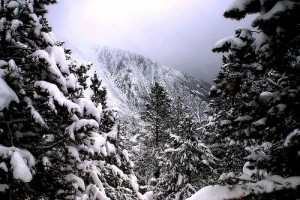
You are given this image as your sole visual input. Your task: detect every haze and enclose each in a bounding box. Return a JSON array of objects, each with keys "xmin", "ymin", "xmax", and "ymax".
[{"xmin": 47, "ymin": 0, "xmax": 255, "ymax": 83}]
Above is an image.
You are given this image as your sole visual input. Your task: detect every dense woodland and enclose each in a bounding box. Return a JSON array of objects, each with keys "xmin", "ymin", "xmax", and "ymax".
[{"xmin": 0, "ymin": 0, "xmax": 300, "ymax": 199}]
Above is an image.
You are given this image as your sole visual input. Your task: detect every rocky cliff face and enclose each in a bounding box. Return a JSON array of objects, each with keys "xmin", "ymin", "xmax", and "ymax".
[{"xmin": 71, "ymin": 46, "xmax": 211, "ymax": 118}]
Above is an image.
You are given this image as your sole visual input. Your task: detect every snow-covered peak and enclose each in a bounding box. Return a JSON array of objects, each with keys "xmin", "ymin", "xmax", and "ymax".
[{"xmin": 70, "ymin": 45, "xmax": 210, "ymax": 123}]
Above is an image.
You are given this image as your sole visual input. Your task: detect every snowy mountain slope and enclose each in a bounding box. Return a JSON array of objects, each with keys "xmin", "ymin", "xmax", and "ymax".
[{"xmin": 70, "ymin": 45, "xmax": 211, "ymax": 116}]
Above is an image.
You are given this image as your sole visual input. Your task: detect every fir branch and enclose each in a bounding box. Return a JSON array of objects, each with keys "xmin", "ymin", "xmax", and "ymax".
[{"xmin": 21, "ymin": 136, "xmax": 68, "ymax": 150}]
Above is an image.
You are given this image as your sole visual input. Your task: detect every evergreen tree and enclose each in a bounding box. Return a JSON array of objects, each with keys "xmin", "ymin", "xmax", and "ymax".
[
  {"xmin": 142, "ymin": 82, "xmax": 172, "ymax": 148},
  {"xmin": 136, "ymin": 82, "xmax": 172, "ymax": 195},
  {"xmin": 0, "ymin": 1, "xmax": 143, "ymax": 199},
  {"xmin": 90, "ymin": 71, "xmax": 107, "ymax": 109},
  {"xmin": 198, "ymin": 0, "xmax": 300, "ymax": 199},
  {"xmin": 155, "ymin": 97, "xmax": 217, "ymax": 200}
]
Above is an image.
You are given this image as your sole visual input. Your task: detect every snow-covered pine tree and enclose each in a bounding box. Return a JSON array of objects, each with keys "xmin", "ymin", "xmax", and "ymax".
[
  {"xmin": 89, "ymin": 71, "xmax": 115, "ymax": 133},
  {"xmin": 155, "ymin": 97, "xmax": 217, "ymax": 200},
  {"xmin": 0, "ymin": 1, "xmax": 143, "ymax": 199},
  {"xmin": 90, "ymin": 71, "xmax": 107, "ymax": 109},
  {"xmin": 142, "ymin": 82, "xmax": 172, "ymax": 148},
  {"xmin": 137, "ymin": 82, "xmax": 172, "ymax": 194},
  {"xmin": 197, "ymin": 0, "xmax": 300, "ymax": 199},
  {"xmin": 68, "ymin": 56, "xmax": 91, "ymax": 99}
]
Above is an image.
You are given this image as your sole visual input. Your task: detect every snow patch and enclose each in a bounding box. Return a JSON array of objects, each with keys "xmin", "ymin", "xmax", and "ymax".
[
  {"xmin": 10, "ymin": 152, "xmax": 33, "ymax": 182},
  {"xmin": 187, "ymin": 175, "xmax": 300, "ymax": 200},
  {"xmin": 0, "ymin": 77, "xmax": 19, "ymax": 111}
]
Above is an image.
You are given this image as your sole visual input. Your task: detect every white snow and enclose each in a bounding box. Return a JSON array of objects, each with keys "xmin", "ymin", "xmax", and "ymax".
[
  {"xmin": 276, "ymin": 104, "xmax": 287, "ymax": 113},
  {"xmin": 110, "ymin": 165, "xmax": 126, "ymax": 179},
  {"xmin": 259, "ymin": 91, "xmax": 278, "ymax": 104},
  {"xmin": 252, "ymin": 117, "xmax": 267, "ymax": 126},
  {"xmin": 234, "ymin": 115, "xmax": 253, "ymax": 122},
  {"xmin": 122, "ymin": 149, "xmax": 130, "ymax": 162},
  {"xmin": 67, "ymin": 146, "xmax": 80, "ymax": 161},
  {"xmin": 5, "ymin": 30, "xmax": 12, "ymax": 41},
  {"xmin": 7, "ymin": 1, "xmax": 19, "ymax": 9},
  {"xmin": 220, "ymin": 119, "xmax": 231, "ymax": 126},
  {"xmin": 90, "ymin": 170, "xmax": 105, "ymax": 191},
  {"xmin": 0, "ymin": 184, "xmax": 9, "ymax": 192},
  {"xmin": 214, "ymin": 36, "xmax": 246, "ymax": 51},
  {"xmin": 76, "ymin": 98, "xmax": 101, "ymax": 123},
  {"xmin": 8, "ymin": 59, "xmax": 20, "ymax": 72},
  {"xmin": 46, "ymin": 46, "xmax": 70, "ymax": 74},
  {"xmin": 0, "ymin": 77, "xmax": 19, "ymax": 111},
  {"xmin": 255, "ymin": 1, "xmax": 300, "ymax": 24},
  {"xmin": 245, "ymin": 142, "xmax": 272, "ymax": 162},
  {"xmin": 0, "ymin": 60, "xmax": 8, "ymax": 68},
  {"xmin": 253, "ymin": 32, "xmax": 270, "ymax": 53},
  {"xmin": 34, "ymin": 81, "xmax": 80, "ymax": 114},
  {"xmin": 141, "ymin": 191, "xmax": 156, "ymax": 200},
  {"xmin": 32, "ymin": 50, "xmax": 68, "ymax": 92},
  {"xmin": 226, "ymin": 0, "xmax": 254, "ymax": 13},
  {"xmin": 67, "ymin": 119, "xmax": 99, "ymax": 140},
  {"xmin": 284, "ymin": 129, "xmax": 300, "ymax": 147},
  {"xmin": 24, "ymin": 97, "xmax": 47, "ymax": 127},
  {"xmin": 130, "ymin": 175, "xmax": 139, "ymax": 192},
  {"xmin": 32, "ymin": 50, "xmax": 51, "ymax": 63},
  {"xmin": 239, "ymin": 29, "xmax": 252, "ymax": 41},
  {"xmin": 41, "ymin": 32, "xmax": 55, "ymax": 46},
  {"xmin": 10, "ymin": 19, "xmax": 23, "ymax": 31},
  {"xmin": 106, "ymin": 141, "xmax": 116, "ymax": 155},
  {"xmin": 0, "ymin": 162, "xmax": 8, "ymax": 172},
  {"xmin": 187, "ymin": 175, "xmax": 300, "ymax": 200},
  {"xmin": 0, "ymin": 17, "xmax": 6, "ymax": 31},
  {"xmin": 42, "ymin": 156, "xmax": 51, "ymax": 167},
  {"xmin": 90, "ymin": 133, "xmax": 106, "ymax": 154},
  {"xmin": 243, "ymin": 161, "xmax": 257, "ymax": 177},
  {"xmin": 10, "ymin": 151, "xmax": 33, "ymax": 182},
  {"xmin": 66, "ymin": 174, "xmax": 86, "ymax": 191},
  {"xmin": 66, "ymin": 74, "xmax": 80, "ymax": 90}
]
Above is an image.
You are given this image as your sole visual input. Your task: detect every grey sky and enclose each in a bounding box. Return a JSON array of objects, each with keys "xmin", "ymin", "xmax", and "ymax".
[{"xmin": 47, "ymin": 0, "xmax": 255, "ymax": 83}]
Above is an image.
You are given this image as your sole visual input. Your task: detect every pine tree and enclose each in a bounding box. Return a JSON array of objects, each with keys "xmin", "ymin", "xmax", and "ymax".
[
  {"xmin": 90, "ymin": 71, "xmax": 107, "ymax": 109},
  {"xmin": 136, "ymin": 82, "xmax": 172, "ymax": 195},
  {"xmin": 0, "ymin": 1, "xmax": 143, "ymax": 199},
  {"xmin": 142, "ymin": 82, "xmax": 172, "ymax": 148},
  {"xmin": 154, "ymin": 97, "xmax": 217, "ymax": 200},
  {"xmin": 199, "ymin": 0, "xmax": 300, "ymax": 199}
]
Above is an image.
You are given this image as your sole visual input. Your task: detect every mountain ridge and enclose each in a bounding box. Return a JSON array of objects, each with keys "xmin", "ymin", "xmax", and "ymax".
[{"xmin": 69, "ymin": 44, "xmax": 211, "ymax": 118}]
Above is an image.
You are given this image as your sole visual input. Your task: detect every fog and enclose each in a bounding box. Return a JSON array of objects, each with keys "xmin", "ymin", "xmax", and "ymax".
[{"xmin": 47, "ymin": 0, "xmax": 255, "ymax": 83}]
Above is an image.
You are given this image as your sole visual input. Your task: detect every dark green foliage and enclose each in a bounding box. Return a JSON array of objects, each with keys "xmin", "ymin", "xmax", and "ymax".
[
  {"xmin": 204, "ymin": 0, "xmax": 300, "ymax": 198},
  {"xmin": 0, "ymin": 1, "xmax": 141, "ymax": 199},
  {"xmin": 90, "ymin": 71, "xmax": 107, "ymax": 108},
  {"xmin": 69, "ymin": 61, "xmax": 91, "ymax": 98},
  {"xmin": 139, "ymin": 87, "xmax": 216, "ymax": 199},
  {"xmin": 142, "ymin": 82, "xmax": 172, "ymax": 147}
]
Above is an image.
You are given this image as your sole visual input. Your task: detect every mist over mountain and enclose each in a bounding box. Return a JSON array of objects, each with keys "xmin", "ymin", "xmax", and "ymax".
[{"xmin": 70, "ymin": 45, "xmax": 211, "ymax": 118}]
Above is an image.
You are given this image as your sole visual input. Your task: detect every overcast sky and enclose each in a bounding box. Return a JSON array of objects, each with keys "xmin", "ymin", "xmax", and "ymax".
[{"xmin": 47, "ymin": 0, "xmax": 255, "ymax": 83}]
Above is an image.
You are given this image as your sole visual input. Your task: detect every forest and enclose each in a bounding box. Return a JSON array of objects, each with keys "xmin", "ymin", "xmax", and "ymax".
[{"xmin": 0, "ymin": 0, "xmax": 300, "ymax": 199}]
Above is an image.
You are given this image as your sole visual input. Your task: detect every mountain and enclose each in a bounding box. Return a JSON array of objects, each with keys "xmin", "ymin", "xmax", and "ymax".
[{"xmin": 70, "ymin": 45, "xmax": 211, "ymax": 118}]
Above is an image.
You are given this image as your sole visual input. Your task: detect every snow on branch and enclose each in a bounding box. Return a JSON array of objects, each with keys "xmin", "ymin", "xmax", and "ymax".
[
  {"xmin": 224, "ymin": 0, "xmax": 260, "ymax": 20},
  {"xmin": 187, "ymin": 175, "xmax": 300, "ymax": 200},
  {"xmin": 0, "ymin": 77, "xmax": 19, "ymax": 111},
  {"xmin": 24, "ymin": 97, "xmax": 48, "ymax": 128},
  {"xmin": 66, "ymin": 119, "xmax": 99, "ymax": 140},
  {"xmin": 65, "ymin": 174, "xmax": 86, "ymax": 191},
  {"xmin": 0, "ymin": 145, "xmax": 35, "ymax": 183},
  {"xmin": 34, "ymin": 81, "xmax": 80, "ymax": 114},
  {"xmin": 284, "ymin": 129, "xmax": 300, "ymax": 147},
  {"xmin": 213, "ymin": 36, "xmax": 246, "ymax": 52},
  {"xmin": 253, "ymin": 1, "xmax": 300, "ymax": 28},
  {"xmin": 32, "ymin": 48, "xmax": 69, "ymax": 92},
  {"xmin": 46, "ymin": 46, "xmax": 70, "ymax": 75},
  {"xmin": 76, "ymin": 98, "xmax": 101, "ymax": 123}
]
